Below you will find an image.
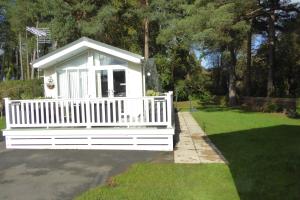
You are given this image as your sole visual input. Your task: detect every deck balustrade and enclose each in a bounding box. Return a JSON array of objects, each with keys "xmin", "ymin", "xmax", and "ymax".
[{"xmin": 4, "ymin": 92, "xmax": 173, "ymax": 129}]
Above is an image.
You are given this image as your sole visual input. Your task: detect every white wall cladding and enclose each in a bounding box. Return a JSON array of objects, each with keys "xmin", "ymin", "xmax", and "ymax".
[
  {"xmin": 4, "ymin": 128, "xmax": 174, "ymax": 151},
  {"xmin": 44, "ymin": 49, "xmax": 143, "ymax": 99}
]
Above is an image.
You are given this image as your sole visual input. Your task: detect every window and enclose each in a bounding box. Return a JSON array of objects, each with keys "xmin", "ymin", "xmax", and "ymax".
[
  {"xmin": 95, "ymin": 70, "xmax": 108, "ymax": 97},
  {"xmin": 57, "ymin": 70, "xmax": 67, "ymax": 98},
  {"xmin": 57, "ymin": 69, "xmax": 88, "ymax": 98},
  {"xmin": 94, "ymin": 52, "xmax": 127, "ymax": 66}
]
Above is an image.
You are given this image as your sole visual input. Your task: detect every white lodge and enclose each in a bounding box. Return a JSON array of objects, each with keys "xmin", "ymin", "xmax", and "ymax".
[
  {"xmin": 46, "ymin": 48, "xmax": 143, "ymax": 99},
  {"xmin": 3, "ymin": 37, "xmax": 174, "ymax": 151}
]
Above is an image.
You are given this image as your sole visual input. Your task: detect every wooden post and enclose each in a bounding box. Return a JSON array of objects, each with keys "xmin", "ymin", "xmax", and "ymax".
[
  {"xmin": 4, "ymin": 98, "xmax": 11, "ymax": 129},
  {"xmin": 86, "ymin": 100, "xmax": 91, "ymax": 128},
  {"xmin": 167, "ymin": 91, "xmax": 173, "ymax": 128}
]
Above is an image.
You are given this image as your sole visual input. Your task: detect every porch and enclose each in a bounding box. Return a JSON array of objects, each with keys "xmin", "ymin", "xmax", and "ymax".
[{"xmin": 3, "ymin": 92, "xmax": 174, "ymax": 151}]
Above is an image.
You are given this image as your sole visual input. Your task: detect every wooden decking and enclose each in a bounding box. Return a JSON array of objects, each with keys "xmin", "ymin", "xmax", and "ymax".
[{"xmin": 2, "ymin": 92, "xmax": 175, "ymax": 151}]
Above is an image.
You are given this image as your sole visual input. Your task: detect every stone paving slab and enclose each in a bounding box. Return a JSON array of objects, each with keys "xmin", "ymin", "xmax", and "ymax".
[{"xmin": 174, "ymin": 112, "xmax": 227, "ymax": 164}]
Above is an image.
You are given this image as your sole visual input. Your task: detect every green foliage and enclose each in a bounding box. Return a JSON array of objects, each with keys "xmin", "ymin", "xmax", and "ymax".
[
  {"xmin": 215, "ymin": 96, "xmax": 229, "ymax": 107},
  {"xmin": 0, "ymin": 117, "xmax": 5, "ymax": 137},
  {"xmin": 297, "ymin": 98, "xmax": 300, "ymax": 116},
  {"xmin": 0, "ymin": 79, "xmax": 43, "ymax": 100},
  {"xmin": 146, "ymin": 90, "xmax": 160, "ymax": 96},
  {"xmin": 197, "ymin": 91, "xmax": 215, "ymax": 106},
  {"xmin": 154, "ymin": 54, "xmax": 172, "ymax": 90},
  {"xmin": 262, "ymin": 102, "xmax": 280, "ymax": 113},
  {"xmin": 174, "ymin": 80, "xmax": 188, "ymax": 101},
  {"xmin": 1, "ymin": 0, "xmax": 300, "ymax": 102}
]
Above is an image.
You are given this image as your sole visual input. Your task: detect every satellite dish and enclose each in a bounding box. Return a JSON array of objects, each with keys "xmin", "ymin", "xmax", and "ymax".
[{"xmin": 0, "ymin": 48, "xmax": 4, "ymax": 56}]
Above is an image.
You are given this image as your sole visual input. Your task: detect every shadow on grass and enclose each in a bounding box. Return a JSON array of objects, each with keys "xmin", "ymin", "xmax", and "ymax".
[
  {"xmin": 209, "ymin": 125, "xmax": 300, "ymax": 200},
  {"xmin": 173, "ymin": 111, "xmax": 180, "ymax": 147}
]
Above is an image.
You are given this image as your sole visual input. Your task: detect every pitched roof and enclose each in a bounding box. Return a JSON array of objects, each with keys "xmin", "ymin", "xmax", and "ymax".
[{"xmin": 33, "ymin": 37, "xmax": 144, "ymax": 69}]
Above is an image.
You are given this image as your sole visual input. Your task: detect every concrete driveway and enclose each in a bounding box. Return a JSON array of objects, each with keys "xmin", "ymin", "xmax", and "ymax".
[{"xmin": 0, "ymin": 142, "xmax": 172, "ymax": 200}]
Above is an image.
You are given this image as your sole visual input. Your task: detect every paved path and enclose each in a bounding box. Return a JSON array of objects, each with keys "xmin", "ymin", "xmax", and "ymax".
[
  {"xmin": 174, "ymin": 112, "xmax": 227, "ymax": 164},
  {"xmin": 0, "ymin": 144, "xmax": 172, "ymax": 200}
]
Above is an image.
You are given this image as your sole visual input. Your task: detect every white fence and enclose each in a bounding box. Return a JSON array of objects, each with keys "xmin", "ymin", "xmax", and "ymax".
[{"xmin": 4, "ymin": 92, "xmax": 173, "ymax": 129}]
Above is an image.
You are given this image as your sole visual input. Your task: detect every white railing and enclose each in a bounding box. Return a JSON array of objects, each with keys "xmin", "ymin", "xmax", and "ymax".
[{"xmin": 4, "ymin": 92, "xmax": 173, "ymax": 129}]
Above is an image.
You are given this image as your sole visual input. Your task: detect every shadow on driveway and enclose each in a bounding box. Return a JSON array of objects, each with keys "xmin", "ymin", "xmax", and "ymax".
[{"xmin": 0, "ymin": 144, "xmax": 173, "ymax": 200}]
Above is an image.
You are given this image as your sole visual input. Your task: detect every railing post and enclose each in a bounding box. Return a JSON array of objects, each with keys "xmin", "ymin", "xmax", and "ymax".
[
  {"xmin": 166, "ymin": 91, "xmax": 173, "ymax": 128},
  {"xmin": 86, "ymin": 99, "xmax": 91, "ymax": 128},
  {"xmin": 3, "ymin": 98, "xmax": 11, "ymax": 130}
]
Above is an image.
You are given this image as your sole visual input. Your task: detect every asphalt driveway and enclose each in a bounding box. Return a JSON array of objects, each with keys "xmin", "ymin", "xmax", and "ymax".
[{"xmin": 0, "ymin": 142, "xmax": 173, "ymax": 200}]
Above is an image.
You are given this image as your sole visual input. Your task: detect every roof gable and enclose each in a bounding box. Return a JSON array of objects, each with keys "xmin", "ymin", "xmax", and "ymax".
[{"xmin": 32, "ymin": 37, "xmax": 144, "ymax": 69}]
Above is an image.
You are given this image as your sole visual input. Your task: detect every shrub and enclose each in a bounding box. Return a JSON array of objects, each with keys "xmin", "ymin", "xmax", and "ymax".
[
  {"xmin": 175, "ymin": 80, "xmax": 188, "ymax": 101},
  {"xmin": 286, "ymin": 109, "xmax": 297, "ymax": 118},
  {"xmin": 214, "ymin": 96, "xmax": 228, "ymax": 106},
  {"xmin": 297, "ymin": 98, "xmax": 300, "ymax": 116},
  {"xmin": 198, "ymin": 91, "xmax": 215, "ymax": 106},
  {"xmin": 0, "ymin": 79, "xmax": 43, "ymax": 100},
  {"xmin": 262, "ymin": 102, "xmax": 280, "ymax": 113},
  {"xmin": 146, "ymin": 90, "xmax": 160, "ymax": 96}
]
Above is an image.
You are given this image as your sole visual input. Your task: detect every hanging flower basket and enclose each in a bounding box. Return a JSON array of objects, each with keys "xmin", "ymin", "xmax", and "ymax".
[{"xmin": 46, "ymin": 77, "xmax": 55, "ymax": 90}]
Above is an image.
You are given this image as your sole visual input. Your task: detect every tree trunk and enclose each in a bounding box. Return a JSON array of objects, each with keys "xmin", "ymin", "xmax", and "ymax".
[
  {"xmin": 0, "ymin": 54, "xmax": 4, "ymax": 81},
  {"xmin": 228, "ymin": 46, "xmax": 237, "ymax": 106},
  {"xmin": 19, "ymin": 33, "xmax": 24, "ymax": 80},
  {"xmin": 267, "ymin": 12, "xmax": 276, "ymax": 97},
  {"xmin": 246, "ymin": 22, "xmax": 252, "ymax": 96},
  {"xmin": 31, "ymin": 50, "xmax": 36, "ymax": 79},
  {"xmin": 15, "ymin": 48, "xmax": 18, "ymax": 80},
  {"xmin": 26, "ymin": 31, "xmax": 30, "ymax": 80},
  {"xmin": 143, "ymin": 0, "xmax": 149, "ymax": 59}
]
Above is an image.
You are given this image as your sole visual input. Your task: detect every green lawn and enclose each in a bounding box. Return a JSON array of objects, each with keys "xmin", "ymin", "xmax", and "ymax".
[
  {"xmin": 193, "ymin": 107, "xmax": 300, "ymax": 199},
  {"xmin": 0, "ymin": 117, "xmax": 5, "ymax": 137},
  {"xmin": 76, "ymin": 164, "xmax": 238, "ymax": 200},
  {"xmin": 76, "ymin": 106, "xmax": 300, "ymax": 200}
]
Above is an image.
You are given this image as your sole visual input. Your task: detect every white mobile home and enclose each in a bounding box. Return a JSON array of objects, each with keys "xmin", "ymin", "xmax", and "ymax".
[{"xmin": 3, "ymin": 37, "xmax": 174, "ymax": 151}]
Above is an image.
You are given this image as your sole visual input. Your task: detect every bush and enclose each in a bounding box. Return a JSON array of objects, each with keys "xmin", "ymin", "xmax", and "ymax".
[
  {"xmin": 197, "ymin": 91, "xmax": 215, "ymax": 106},
  {"xmin": 262, "ymin": 102, "xmax": 280, "ymax": 113},
  {"xmin": 285, "ymin": 109, "xmax": 297, "ymax": 118},
  {"xmin": 214, "ymin": 96, "xmax": 228, "ymax": 106},
  {"xmin": 297, "ymin": 98, "xmax": 300, "ymax": 116},
  {"xmin": 146, "ymin": 90, "xmax": 160, "ymax": 96},
  {"xmin": 0, "ymin": 79, "xmax": 43, "ymax": 100},
  {"xmin": 175, "ymin": 80, "xmax": 188, "ymax": 101}
]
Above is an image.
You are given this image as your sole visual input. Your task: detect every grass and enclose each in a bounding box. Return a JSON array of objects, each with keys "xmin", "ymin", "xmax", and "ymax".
[
  {"xmin": 174, "ymin": 100, "xmax": 201, "ymax": 111},
  {"xmin": 76, "ymin": 105, "xmax": 300, "ymax": 200},
  {"xmin": 192, "ymin": 107, "xmax": 300, "ymax": 199},
  {"xmin": 76, "ymin": 164, "xmax": 239, "ymax": 200},
  {"xmin": 0, "ymin": 117, "xmax": 5, "ymax": 137}
]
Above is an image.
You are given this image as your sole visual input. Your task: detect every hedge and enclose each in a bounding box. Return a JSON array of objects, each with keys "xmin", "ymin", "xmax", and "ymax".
[
  {"xmin": 297, "ymin": 98, "xmax": 300, "ymax": 115},
  {"xmin": 0, "ymin": 79, "xmax": 43, "ymax": 100}
]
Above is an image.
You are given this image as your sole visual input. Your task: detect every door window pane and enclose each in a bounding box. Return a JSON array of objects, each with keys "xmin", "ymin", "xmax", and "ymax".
[
  {"xmin": 57, "ymin": 70, "xmax": 67, "ymax": 98},
  {"xmin": 96, "ymin": 70, "xmax": 108, "ymax": 97},
  {"xmin": 79, "ymin": 69, "xmax": 88, "ymax": 98},
  {"xmin": 68, "ymin": 70, "xmax": 79, "ymax": 98},
  {"xmin": 113, "ymin": 70, "xmax": 126, "ymax": 97}
]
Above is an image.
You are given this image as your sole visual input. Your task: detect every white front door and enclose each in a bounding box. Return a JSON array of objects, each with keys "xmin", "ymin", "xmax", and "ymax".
[{"xmin": 95, "ymin": 67, "xmax": 126, "ymax": 98}]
